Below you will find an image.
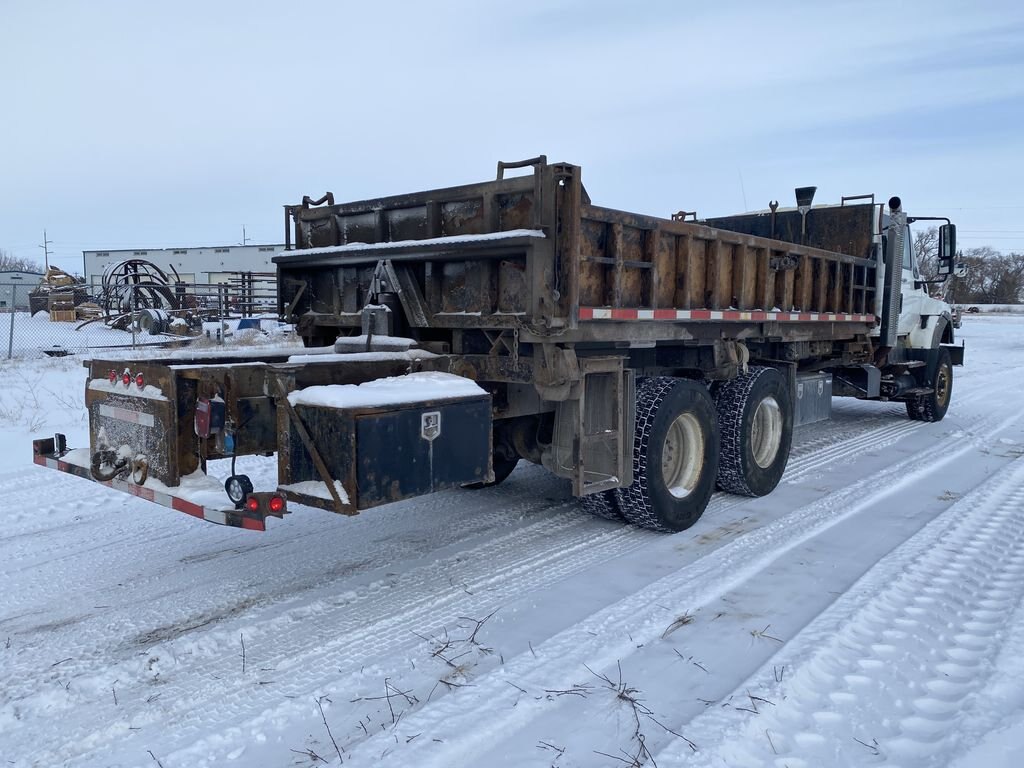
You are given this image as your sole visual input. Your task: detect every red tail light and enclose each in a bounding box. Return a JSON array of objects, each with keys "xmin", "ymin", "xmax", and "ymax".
[
  {"xmin": 135, "ymin": 372, "xmax": 145, "ymax": 389},
  {"xmin": 108, "ymin": 369, "xmax": 117, "ymax": 384},
  {"xmin": 268, "ymin": 494, "xmax": 285, "ymax": 513},
  {"xmin": 245, "ymin": 496, "xmax": 260, "ymax": 512},
  {"xmin": 122, "ymin": 371, "xmax": 131, "ymax": 386}
]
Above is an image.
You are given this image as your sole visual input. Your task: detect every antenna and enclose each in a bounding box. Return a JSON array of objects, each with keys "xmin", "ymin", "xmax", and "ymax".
[
  {"xmin": 239, "ymin": 226, "xmax": 251, "ymax": 247},
  {"xmin": 738, "ymin": 170, "xmax": 748, "ymax": 211}
]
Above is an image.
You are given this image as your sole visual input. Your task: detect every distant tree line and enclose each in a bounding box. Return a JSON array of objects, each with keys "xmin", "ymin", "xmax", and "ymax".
[
  {"xmin": 0, "ymin": 248, "xmax": 44, "ymax": 274},
  {"xmin": 914, "ymin": 228, "xmax": 1023, "ymax": 305}
]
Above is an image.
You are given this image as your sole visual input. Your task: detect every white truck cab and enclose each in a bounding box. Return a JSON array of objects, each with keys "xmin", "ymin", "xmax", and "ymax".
[{"xmin": 897, "ymin": 220, "xmax": 955, "ymax": 348}]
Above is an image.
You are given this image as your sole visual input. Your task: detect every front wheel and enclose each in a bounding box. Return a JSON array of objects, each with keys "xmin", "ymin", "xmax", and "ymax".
[
  {"xmin": 616, "ymin": 378, "xmax": 719, "ymax": 532},
  {"xmin": 906, "ymin": 348, "xmax": 953, "ymax": 422}
]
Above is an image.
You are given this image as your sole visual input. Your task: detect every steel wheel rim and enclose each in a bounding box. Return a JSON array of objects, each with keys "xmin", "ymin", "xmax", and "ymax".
[
  {"xmin": 662, "ymin": 412, "xmax": 705, "ymax": 499},
  {"xmin": 751, "ymin": 396, "xmax": 783, "ymax": 469}
]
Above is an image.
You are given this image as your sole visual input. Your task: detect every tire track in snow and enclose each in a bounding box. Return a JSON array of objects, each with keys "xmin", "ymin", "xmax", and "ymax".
[
  {"xmin": 333, "ymin": 398, "xmax": 1024, "ymax": 768},
  {"xmin": 2, "ymin": 405, "xmax": 951, "ymax": 766},
  {"xmin": 5, "ymin": 505, "xmax": 658, "ymax": 767},
  {"xmin": 0, "ymin": 394, "xmax": 940, "ymax": 638},
  {"xmin": 0, "ymin": 467, "xmax": 575, "ymax": 630},
  {"xmin": 658, "ymin": 456, "xmax": 1024, "ymax": 768},
  {"xmin": 3, "ymin": 351, "xmax": 1016, "ymax": 765}
]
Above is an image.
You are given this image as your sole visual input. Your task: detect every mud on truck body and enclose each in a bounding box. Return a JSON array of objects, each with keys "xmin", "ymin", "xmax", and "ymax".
[{"xmin": 33, "ymin": 157, "xmax": 963, "ymax": 532}]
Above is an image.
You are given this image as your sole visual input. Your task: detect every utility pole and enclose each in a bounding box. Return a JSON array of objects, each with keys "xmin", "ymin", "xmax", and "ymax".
[{"xmin": 39, "ymin": 229, "xmax": 53, "ymax": 271}]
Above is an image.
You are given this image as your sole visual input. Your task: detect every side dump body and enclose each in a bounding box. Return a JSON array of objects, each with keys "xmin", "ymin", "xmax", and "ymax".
[{"xmin": 277, "ymin": 161, "xmax": 877, "ymax": 343}]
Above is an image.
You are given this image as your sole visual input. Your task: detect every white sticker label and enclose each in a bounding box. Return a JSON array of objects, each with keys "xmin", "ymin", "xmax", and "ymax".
[{"xmin": 99, "ymin": 403, "xmax": 155, "ymax": 428}]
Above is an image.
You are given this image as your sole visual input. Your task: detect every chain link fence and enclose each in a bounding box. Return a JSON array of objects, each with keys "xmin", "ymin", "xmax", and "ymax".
[{"xmin": 1, "ymin": 277, "xmax": 296, "ymax": 360}]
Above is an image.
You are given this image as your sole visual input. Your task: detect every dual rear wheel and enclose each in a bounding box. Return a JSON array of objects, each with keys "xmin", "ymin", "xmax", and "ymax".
[{"xmin": 582, "ymin": 368, "xmax": 793, "ymax": 532}]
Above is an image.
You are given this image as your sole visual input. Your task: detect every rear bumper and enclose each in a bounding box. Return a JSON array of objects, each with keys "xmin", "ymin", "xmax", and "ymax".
[{"xmin": 32, "ymin": 435, "xmax": 271, "ymax": 531}]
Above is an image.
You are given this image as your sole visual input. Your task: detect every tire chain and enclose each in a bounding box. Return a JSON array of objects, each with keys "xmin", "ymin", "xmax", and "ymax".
[
  {"xmin": 616, "ymin": 376, "xmax": 684, "ymax": 531},
  {"xmin": 714, "ymin": 366, "xmax": 771, "ymax": 495}
]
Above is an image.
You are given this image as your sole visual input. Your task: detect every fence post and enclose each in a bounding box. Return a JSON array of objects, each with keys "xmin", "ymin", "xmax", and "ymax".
[
  {"xmin": 218, "ymin": 288, "xmax": 224, "ymax": 345},
  {"xmin": 7, "ymin": 284, "xmax": 15, "ymax": 360},
  {"xmin": 131, "ymin": 284, "xmax": 137, "ymax": 350}
]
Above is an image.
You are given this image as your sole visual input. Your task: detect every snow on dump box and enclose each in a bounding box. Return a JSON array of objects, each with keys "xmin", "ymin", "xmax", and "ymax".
[
  {"xmin": 287, "ymin": 371, "xmax": 486, "ymax": 410},
  {"xmin": 275, "ymin": 228, "xmax": 545, "ymax": 260}
]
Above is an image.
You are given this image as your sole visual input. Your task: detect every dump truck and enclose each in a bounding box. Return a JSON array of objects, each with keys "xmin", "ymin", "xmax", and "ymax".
[{"xmin": 33, "ymin": 157, "xmax": 963, "ymax": 532}]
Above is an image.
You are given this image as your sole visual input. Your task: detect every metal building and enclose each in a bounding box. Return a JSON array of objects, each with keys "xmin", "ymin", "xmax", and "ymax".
[
  {"xmin": 0, "ymin": 271, "xmax": 44, "ymax": 311},
  {"xmin": 81, "ymin": 245, "xmax": 284, "ymax": 290}
]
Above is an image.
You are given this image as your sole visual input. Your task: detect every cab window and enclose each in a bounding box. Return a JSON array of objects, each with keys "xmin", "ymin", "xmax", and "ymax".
[{"xmin": 903, "ymin": 226, "xmax": 918, "ymax": 277}]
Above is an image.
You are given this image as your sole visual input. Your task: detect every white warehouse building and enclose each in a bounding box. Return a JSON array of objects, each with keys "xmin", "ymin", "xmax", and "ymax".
[{"xmin": 81, "ymin": 244, "xmax": 284, "ymax": 290}]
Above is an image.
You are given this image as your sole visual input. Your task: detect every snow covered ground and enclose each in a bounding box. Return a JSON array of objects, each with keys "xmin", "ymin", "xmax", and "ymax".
[{"xmin": 1, "ymin": 314, "xmax": 1023, "ymax": 768}]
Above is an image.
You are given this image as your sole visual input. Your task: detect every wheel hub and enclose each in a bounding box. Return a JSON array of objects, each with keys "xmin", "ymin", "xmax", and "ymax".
[
  {"xmin": 662, "ymin": 413, "xmax": 705, "ymax": 498},
  {"xmin": 751, "ymin": 396, "xmax": 782, "ymax": 469}
]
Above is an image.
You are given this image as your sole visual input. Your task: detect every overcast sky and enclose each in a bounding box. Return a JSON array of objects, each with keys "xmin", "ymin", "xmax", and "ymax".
[{"xmin": 2, "ymin": 0, "xmax": 1023, "ymax": 274}]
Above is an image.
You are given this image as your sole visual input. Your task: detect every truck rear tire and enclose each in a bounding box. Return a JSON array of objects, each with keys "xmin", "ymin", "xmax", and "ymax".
[
  {"xmin": 579, "ymin": 490, "xmax": 624, "ymax": 521},
  {"xmin": 714, "ymin": 366, "xmax": 793, "ymax": 497},
  {"xmin": 906, "ymin": 348, "xmax": 953, "ymax": 422},
  {"xmin": 615, "ymin": 377, "xmax": 719, "ymax": 532}
]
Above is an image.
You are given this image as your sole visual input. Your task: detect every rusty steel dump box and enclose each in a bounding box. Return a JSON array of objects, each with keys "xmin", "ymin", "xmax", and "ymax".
[{"xmin": 278, "ymin": 156, "xmax": 877, "ymax": 348}]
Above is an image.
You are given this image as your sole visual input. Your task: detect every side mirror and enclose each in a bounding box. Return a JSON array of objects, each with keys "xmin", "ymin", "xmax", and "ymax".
[
  {"xmin": 937, "ymin": 224, "xmax": 956, "ymax": 276},
  {"xmin": 954, "ymin": 263, "xmax": 968, "ymax": 278}
]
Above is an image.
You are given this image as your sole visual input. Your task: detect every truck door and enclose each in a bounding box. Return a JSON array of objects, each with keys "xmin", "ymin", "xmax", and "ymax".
[{"xmin": 897, "ymin": 223, "xmax": 928, "ymax": 336}]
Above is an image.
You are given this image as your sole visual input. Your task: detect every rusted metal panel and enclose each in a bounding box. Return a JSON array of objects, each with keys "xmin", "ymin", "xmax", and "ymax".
[
  {"xmin": 685, "ymin": 236, "xmax": 706, "ymax": 309},
  {"xmin": 650, "ymin": 229, "xmax": 672, "ymax": 308},
  {"xmin": 279, "ymin": 160, "xmax": 879, "ymax": 347},
  {"xmin": 705, "ymin": 205, "xmax": 876, "ymax": 261},
  {"xmin": 756, "ymin": 247, "xmax": 774, "ymax": 311},
  {"xmin": 578, "ymin": 218, "xmax": 608, "ymax": 307}
]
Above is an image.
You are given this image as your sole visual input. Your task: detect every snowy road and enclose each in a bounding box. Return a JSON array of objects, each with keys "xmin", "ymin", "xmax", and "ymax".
[{"xmin": 2, "ymin": 316, "xmax": 1023, "ymax": 768}]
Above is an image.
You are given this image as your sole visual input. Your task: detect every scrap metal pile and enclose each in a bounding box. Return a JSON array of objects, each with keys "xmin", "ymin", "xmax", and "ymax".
[
  {"xmin": 28, "ymin": 267, "xmax": 92, "ymax": 318},
  {"xmin": 92, "ymin": 259, "xmax": 206, "ymax": 335}
]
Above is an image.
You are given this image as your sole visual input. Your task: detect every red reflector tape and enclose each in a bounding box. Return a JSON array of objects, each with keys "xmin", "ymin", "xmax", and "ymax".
[{"xmin": 32, "ymin": 451, "xmax": 268, "ymax": 531}]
